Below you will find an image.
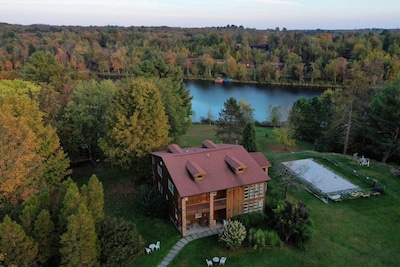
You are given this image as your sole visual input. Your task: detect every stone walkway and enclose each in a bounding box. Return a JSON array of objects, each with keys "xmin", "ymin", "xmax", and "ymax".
[{"xmin": 157, "ymin": 228, "xmax": 223, "ymax": 267}]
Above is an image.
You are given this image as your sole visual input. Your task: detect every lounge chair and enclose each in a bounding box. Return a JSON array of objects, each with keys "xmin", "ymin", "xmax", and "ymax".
[
  {"xmin": 219, "ymin": 257, "xmax": 227, "ymax": 265},
  {"xmin": 155, "ymin": 241, "xmax": 160, "ymax": 250}
]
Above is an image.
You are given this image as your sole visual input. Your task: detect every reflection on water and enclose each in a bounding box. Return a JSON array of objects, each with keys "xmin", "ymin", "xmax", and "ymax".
[{"xmin": 185, "ymin": 80, "xmax": 325, "ymax": 122}]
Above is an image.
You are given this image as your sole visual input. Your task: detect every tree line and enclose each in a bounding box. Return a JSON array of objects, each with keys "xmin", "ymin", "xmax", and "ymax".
[{"xmin": 1, "ymin": 23, "xmax": 400, "ymax": 84}]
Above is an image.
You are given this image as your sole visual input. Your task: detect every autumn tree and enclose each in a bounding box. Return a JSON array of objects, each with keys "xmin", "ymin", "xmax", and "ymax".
[
  {"xmin": 0, "ymin": 215, "xmax": 38, "ymax": 267},
  {"xmin": 100, "ymin": 78, "xmax": 171, "ymax": 177},
  {"xmin": 0, "ymin": 93, "xmax": 70, "ymax": 205},
  {"xmin": 273, "ymin": 127, "xmax": 296, "ymax": 151},
  {"xmin": 0, "ymin": 80, "xmax": 70, "ymax": 203},
  {"xmin": 215, "ymin": 97, "xmax": 245, "ymax": 144}
]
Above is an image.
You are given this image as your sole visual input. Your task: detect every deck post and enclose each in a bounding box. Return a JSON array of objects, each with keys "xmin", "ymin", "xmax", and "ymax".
[
  {"xmin": 209, "ymin": 192, "xmax": 216, "ymax": 229},
  {"xmin": 182, "ymin": 197, "xmax": 188, "ymax": 236}
]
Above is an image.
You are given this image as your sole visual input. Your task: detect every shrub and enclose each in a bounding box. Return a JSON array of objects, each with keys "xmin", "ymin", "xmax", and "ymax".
[
  {"xmin": 137, "ymin": 184, "xmax": 167, "ymax": 218},
  {"xmin": 248, "ymin": 228, "xmax": 283, "ymax": 249},
  {"xmin": 274, "ymin": 201, "xmax": 314, "ymax": 249},
  {"xmin": 218, "ymin": 220, "xmax": 247, "ymax": 250},
  {"xmin": 232, "ymin": 212, "xmax": 267, "ymax": 230},
  {"xmin": 99, "ymin": 216, "xmax": 145, "ymax": 266}
]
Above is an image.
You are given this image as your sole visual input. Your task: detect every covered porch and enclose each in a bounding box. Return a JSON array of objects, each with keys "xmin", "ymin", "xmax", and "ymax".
[{"xmin": 180, "ymin": 191, "xmax": 227, "ymax": 236}]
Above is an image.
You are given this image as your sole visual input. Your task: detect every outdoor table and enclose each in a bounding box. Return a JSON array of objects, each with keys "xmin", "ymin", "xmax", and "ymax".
[{"xmin": 213, "ymin": 257, "xmax": 219, "ymax": 263}]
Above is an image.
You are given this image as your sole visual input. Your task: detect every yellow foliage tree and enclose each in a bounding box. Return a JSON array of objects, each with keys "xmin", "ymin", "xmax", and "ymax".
[
  {"xmin": 100, "ymin": 78, "xmax": 170, "ymax": 177},
  {"xmin": 0, "ymin": 94, "xmax": 70, "ymax": 205}
]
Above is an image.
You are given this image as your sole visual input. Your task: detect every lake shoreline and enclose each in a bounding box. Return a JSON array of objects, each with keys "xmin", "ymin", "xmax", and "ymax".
[
  {"xmin": 186, "ymin": 80, "xmax": 323, "ymax": 123},
  {"xmin": 184, "ymin": 77, "xmax": 341, "ymax": 90}
]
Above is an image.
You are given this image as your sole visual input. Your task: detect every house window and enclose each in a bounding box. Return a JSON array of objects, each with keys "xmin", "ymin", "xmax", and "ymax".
[
  {"xmin": 157, "ymin": 164, "xmax": 163, "ymax": 178},
  {"xmin": 243, "ymin": 200, "xmax": 264, "ymax": 213},
  {"xmin": 168, "ymin": 179, "xmax": 175, "ymax": 195},
  {"xmin": 158, "ymin": 181, "xmax": 163, "ymax": 194},
  {"xmin": 244, "ymin": 183, "xmax": 264, "ymax": 200}
]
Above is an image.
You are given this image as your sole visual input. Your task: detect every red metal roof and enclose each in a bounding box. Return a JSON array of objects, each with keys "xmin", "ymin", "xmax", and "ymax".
[
  {"xmin": 151, "ymin": 141, "xmax": 272, "ymax": 197},
  {"xmin": 249, "ymin": 152, "xmax": 272, "ymax": 168}
]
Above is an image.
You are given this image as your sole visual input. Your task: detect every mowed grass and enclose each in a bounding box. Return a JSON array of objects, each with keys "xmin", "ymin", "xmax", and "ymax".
[{"xmin": 71, "ymin": 124, "xmax": 400, "ymax": 267}]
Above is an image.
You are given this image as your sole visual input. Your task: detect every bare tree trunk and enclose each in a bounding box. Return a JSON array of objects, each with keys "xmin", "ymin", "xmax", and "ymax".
[{"xmin": 343, "ymin": 98, "xmax": 354, "ymax": 155}]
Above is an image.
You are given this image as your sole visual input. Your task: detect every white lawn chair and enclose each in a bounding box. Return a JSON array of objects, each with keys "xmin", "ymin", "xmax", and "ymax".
[
  {"xmin": 206, "ymin": 259, "xmax": 213, "ymax": 266},
  {"xmin": 155, "ymin": 241, "xmax": 160, "ymax": 250},
  {"xmin": 219, "ymin": 257, "xmax": 227, "ymax": 265},
  {"xmin": 145, "ymin": 247, "xmax": 151, "ymax": 254}
]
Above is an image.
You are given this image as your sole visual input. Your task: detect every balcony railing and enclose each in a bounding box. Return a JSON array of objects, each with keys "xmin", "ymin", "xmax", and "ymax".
[{"xmin": 185, "ymin": 198, "xmax": 227, "ymax": 214}]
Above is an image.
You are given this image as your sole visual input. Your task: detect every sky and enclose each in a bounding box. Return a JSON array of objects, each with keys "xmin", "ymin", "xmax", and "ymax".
[{"xmin": 1, "ymin": 0, "xmax": 399, "ymax": 30}]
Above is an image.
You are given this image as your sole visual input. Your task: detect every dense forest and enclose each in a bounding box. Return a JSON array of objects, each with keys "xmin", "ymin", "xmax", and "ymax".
[
  {"xmin": 1, "ymin": 23, "xmax": 400, "ymax": 84},
  {"xmin": 0, "ymin": 23, "xmax": 400, "ymax": 266}
]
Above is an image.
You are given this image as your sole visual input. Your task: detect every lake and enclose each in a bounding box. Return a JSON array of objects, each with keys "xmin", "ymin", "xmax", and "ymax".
[{"xmin": 185, "ymin": 80, "xmax": 325, "ymax": 122}]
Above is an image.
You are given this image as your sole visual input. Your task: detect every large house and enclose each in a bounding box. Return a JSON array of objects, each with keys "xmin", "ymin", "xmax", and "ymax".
[{"xmin": 150, "ymin": 140, "xmax": 271, "ymax": 236}]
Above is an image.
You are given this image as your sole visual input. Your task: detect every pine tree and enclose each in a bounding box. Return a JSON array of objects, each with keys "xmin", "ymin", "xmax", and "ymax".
[
  {"xmin": 241, "ymin": 121, "xmax": 258, "ymax": 152},
  {"xmin": 59, "ymin": 204, "xmax": 99, "ymax": 266},
  {"xmin": 215, "ymin": 97, "xmax": 245, "ymax": 144},
  {"xmin": 0, "ymin": 215, "xmax": 38, "ymax": 266},
  {"xmin": 84, "ymin": 175, "xmax": 105, "ymax": 230},
  {"xmin": 19, "ymin": 204, "xmax": 40, "ymax": 236},
  {"xmin": 59, "ymin": 182, "xmax": 81, "ymax": 233},
  {"xmin": 33, "ymin": 209, "xmax": 57, "ymax": 264}
]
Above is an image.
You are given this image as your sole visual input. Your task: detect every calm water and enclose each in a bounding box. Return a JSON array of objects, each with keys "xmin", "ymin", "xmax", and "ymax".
[{"xmin": 185, "ymin": 80, "xmax": 325, "ymax": 122}]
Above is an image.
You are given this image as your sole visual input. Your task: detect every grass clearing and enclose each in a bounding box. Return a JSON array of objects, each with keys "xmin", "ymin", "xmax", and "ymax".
[{"xmin": 71, "ymin": 124, "xmax": 400, "ymax": 266}]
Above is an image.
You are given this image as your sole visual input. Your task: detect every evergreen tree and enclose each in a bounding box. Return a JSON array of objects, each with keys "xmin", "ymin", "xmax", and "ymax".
[
  {"xmin": 366, "ymin": 77, "xmax": 400, "ymax": 162},
  {"xmin": 99, "ymin": 216, "xmax": 145, "ymax": 266},
  {"xmin": 215, "ymin": 97, "xmax": 245, "ymax": 144},
  {"xmin": 241, "ymin": 121, "xmax": 258, "ymax": 152},
  {"xmin": 59, "ymin": 182, "xmax": 81, "ymax": 233},
  {"xmin": 19, "ymin": 204, "xmax": 40, "ymax": 236},
  {"xmin": 154, "ymin": 78, "xmax": 192, "ymax": 143},
  {"xmin": 33, "ymin": 209, "xmax": 57, "ymax": 264},
  {"xmin": 59, "ymin": 204, "xmax": 99, "ymax": 267},
  {"xmin": 0, "ymin": 215, "xmax": 38, "ymax": 267},
  {"xmin": 100, "ymin": 78, "xmax": 171, "ymax": 177},
  {"xmin": 84, "ymin": 175, "xmax": 105, "ymax": 230}
]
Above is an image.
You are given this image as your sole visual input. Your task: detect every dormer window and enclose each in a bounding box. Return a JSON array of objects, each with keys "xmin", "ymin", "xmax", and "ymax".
[
  {"xmin": 225, "ymin": 155, "xmax": 247, "ymax": 174},
  {"xmin": 185, "ymin": 160, "xmax": 207, "ymax": 181}
]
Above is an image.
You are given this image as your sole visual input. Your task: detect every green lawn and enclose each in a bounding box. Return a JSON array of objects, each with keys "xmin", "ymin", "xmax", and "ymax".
[{"xmin": 71, "ymin": 124, "xmax": 400, "ymax": 267}]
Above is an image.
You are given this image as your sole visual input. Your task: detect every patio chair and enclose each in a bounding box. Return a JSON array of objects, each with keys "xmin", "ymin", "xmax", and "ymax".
[
  {"xmin": 206, "ymin": 259, "xmax": 213, "ymax": 266},
  {"xmin": 219, "ymin": 257, "xmax": 227, "ymax": 265},
  {"xmin": 155, "ymin": 241, "xmax": 160, "ymax": 250},
  {"xmin": 145, "ymin": 247, "xmax": 151, "ymax": 254}
]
